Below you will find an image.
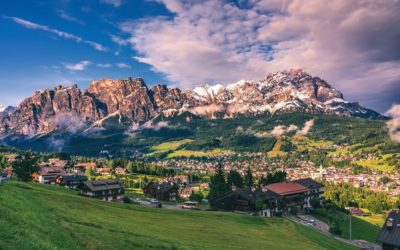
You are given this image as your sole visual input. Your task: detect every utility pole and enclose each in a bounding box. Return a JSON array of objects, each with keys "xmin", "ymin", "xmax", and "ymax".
[{"xmin": 349, "ymin": 213, "xmax": 352, "ymax": 240}]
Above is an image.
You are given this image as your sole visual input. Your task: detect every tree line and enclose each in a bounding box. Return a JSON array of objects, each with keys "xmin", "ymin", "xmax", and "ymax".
[{"xmin": 208, "ymin": 164, "xmax": 287, "ymax": 201}]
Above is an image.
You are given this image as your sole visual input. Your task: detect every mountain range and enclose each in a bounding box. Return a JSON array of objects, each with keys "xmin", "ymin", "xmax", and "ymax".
[{"xmin": 0, "ymin": 69, "xmax": 383, "ymax": 139}]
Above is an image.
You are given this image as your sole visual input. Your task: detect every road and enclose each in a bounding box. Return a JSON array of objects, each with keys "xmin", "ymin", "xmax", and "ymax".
[
  {"xmin": 130, "ymin": 199, "xmax": 205, "ymax": 211},
  {"xmin": 0, "ymin": 176, "xmax": 9, "ymax": 184},
  {"xmin": 286, "ymin": 214, "xmax": 381, "ymax": 250}
]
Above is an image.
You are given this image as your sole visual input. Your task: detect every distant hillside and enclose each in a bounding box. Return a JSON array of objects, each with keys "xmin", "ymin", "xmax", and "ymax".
[
  {"xmin": 1, "ymin": 112, "xmax": 391, "ymax": 156},
  {"xmin": 0, "ymin": 181, "xmax": 356, "ymax": 250}
]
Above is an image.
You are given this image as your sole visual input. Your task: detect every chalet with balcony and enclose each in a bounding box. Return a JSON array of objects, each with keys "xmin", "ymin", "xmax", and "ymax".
[
  {"xmin": 377, "ymin": 210, "xmax": 400, "ymax": 250},
  {"xmin": 33, "ymin": 167, "xmax": 64, "ymax": 184},
  {"xmin": 143, "ymin": 182, "xmax": 179, "ymax": 201},
  {"xmin": 211, "ymin": 178, "xmax": 324, "ymax": 216},
  {"xmin": 55, "ymin": 174, "xmax": 88, "ymax": 189},
  {"xmin": 80, "ymin": 180, "xmax": 125, "ymax": 201},
  {"xmin": 294, "ymin": 178, "xmax": 324, "ymax": 207},
  {"xmin": 263, "ymin": 182, "xmax": 310, "ymax": 210},
  {"xmin": 73, "ymin": 162, "xmax": 97, "ymax": 173},
  {"xmin": 115, "ymin": 167, "xmax": 127, "ymax": 174},
  {"xmin": 96, "ymin": 167, "xmax": 112, "ymax": 176},
  {"xmin": 211, "ymin": 187, "xmax": 281, "ymax": 217}
]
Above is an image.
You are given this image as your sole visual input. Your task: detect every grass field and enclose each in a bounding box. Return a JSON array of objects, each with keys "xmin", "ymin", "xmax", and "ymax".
[
  {"xmin": 148, "ymin": 139, "xmax": 230, "ymax": 158},
  {"xmin": 267, "ymin": 138, "xmax": 287, "ymax": 157},
  {"xmin": 167, "ymin": 148, "xmax": 229, "ymax": 158},
  {"xmin": 147, "ymin": 139, "xmax": 193, "ymax": 156},
  {"xmin": 356, "ymin": 215, "xmax": 386, "ymax": 228},
  {"xmin": 291, "ymin": 136, "xmax": 334, "ymax": 151},
  {"xmin": 354, "ymin": 156, "xmax": 395, "ymax": 172},
  {"xmin": 316, "ymin": 211, "xmax": 381, "ymax": 244},
  {"xmin": 0, "ymin": 181, "xmax": 356, "ymax": 250}
]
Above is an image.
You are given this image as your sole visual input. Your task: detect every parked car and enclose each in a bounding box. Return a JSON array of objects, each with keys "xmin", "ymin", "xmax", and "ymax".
[
  {"xmin": 150, "ymin": 199, "xmax": 159, "ymax": 205},
  {"xmin": 182, "ymin": 201, "xmax": 199, "ymax": 209},
  {"xmin": 131, "ymin": 198, "xmax": 142, "ymax": 204},
  {"xmin": 307, "ymin": 219, "xmax": 315, "ymax": 225}
]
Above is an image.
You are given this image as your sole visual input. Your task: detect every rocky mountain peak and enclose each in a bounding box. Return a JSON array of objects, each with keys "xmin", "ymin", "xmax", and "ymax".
[{"xmin": 0, "ymin": 70, "xmax": 384, "ymax": 137}]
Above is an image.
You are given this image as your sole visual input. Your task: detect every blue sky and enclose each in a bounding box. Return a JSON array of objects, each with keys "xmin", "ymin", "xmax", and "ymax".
[
  {"xmin": 0, "ymin": 0, "xmax": 170, "ymax": 105},
  {"xmin": 1, "ymin": 0, "xmax": 399, "ymax": 113}
]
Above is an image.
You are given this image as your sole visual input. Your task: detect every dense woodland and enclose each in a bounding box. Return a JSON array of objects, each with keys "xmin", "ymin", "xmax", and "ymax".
[
  {"xmin": 5, "ymin": 112, "xmax": 396, "ymax": 156},
  {"xmin": 323, "ymin": 182, "xmax": 399, "ymax": 214}
]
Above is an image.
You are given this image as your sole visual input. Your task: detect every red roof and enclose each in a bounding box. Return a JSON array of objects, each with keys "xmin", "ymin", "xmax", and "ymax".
[
  {"xmin": 96, "ymin": 168, "xmax": 111, "ymax": 173},
  {"xmin": 264, "ymin": 182, "xmax": 309, "ymax": 196}
]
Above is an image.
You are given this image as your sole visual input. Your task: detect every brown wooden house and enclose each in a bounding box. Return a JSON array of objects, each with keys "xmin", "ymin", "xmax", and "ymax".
[
  {"xmin": 80, "ymin": 180, "xmax": 125, "ymax": 201},
  {"xmin": 377, "ymin": 210, "xmax": 400, "ymax": 250},
  {"xmin": 211, "ymin": 187, "xmax": 281, "ymax": 216},
  {"xmin": 55, "ymin": 174, "xmax": 88, "ymax": 189},
  {"xmin": 143, "ymin": 182, "xmax": 179, "ymax": 201}
]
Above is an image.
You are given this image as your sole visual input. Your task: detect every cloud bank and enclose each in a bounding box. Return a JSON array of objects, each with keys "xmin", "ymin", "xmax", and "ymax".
[
  {"xmin": 296, "ymin": 120, "xmax": 315, "ymax": 136},
  {"xmin": 386, "ymin": 104, "xmax": 400, "ymax": 143},
  {"xmin": 118, "ymin": 0, "xmax": 400, "ymax": 111}
]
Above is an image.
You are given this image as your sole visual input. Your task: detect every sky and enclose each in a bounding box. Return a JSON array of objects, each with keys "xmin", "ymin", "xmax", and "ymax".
[{"xmin": 0, "ymin": 0, "xmax": 399, "ymax": 113}]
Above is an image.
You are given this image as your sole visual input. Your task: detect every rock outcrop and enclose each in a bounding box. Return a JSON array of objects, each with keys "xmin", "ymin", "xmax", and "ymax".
[{"xmin": 0, "ymin": 70, "xmax": 383, "ymax": 136}]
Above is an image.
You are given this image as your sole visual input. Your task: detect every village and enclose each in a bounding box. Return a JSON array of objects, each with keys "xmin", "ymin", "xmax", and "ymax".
[
  {"xmin": 150, "ymin": 151, "xmax": 400, "ymax": 197},
  {"xmin": 1, "ymin": 154, "xmax": 325, "ymax": 218},
  {"xmin": 2, "ymin": 148, "xmax": 400, "ymax": 201},
  {"xmin": 3, "ymin": 151, "xmax": 400, "ymax": 249}
]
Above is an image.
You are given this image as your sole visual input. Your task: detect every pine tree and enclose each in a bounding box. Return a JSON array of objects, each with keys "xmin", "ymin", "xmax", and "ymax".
[
  {"xmin": 227, "ymin": 170, "xmax": 244, "ymax": 189},
  {"xmin": 209, "ymin": 163, "xmax": 227, "ymax": 200},
  {"xmin": 12, "ymin": 152, "xmax": 38, "ymax": 181},
  {"xmin": 244, "ymin": 167, "xmax": 254, "ymax": 187}
]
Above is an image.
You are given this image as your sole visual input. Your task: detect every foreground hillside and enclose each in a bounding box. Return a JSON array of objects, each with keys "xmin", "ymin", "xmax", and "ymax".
[{"xmin": 0, "ymin": 181, "xmax": 355, "ymax": 250}]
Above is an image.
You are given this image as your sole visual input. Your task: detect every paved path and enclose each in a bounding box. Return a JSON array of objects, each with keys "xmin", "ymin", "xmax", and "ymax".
[
  {"xmin": 0, "ymin": 176, "xmax": 8, "ymax": 184},
  {"xmin": 285, "ymin": 215, "xmax": 381, "ymax": 250},
  {"xmin": 130, "ymin": 198, "xmax": 206, "ymax": 211}
]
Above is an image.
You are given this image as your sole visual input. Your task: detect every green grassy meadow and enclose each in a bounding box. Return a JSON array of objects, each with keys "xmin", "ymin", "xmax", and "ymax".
[
  {"xmin": 316, "ymin": 211, "xmax": 381, "ymax": 244},
  {"xmin": 267, "ymin": 138, "xmax": 287, "ymax": 157},
  {"xmin": 0, "ymin": 181, "xmax": 356, "ymax": 250},
  {"xmin": 356, "ymin": 214, "xmax": 386, "ymax": 228},
  {"xmin": 147, "ymin": 139, "xmax": 193, "ymax": 156},
  {"xmin": 167, "ymin": 148, "xmax": 229, "ymax": 158}
]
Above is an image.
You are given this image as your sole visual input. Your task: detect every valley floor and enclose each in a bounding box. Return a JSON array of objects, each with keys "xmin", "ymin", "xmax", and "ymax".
[{"xmin": 0, "ymin": 180, "xmax": 357, "ymax": 250}]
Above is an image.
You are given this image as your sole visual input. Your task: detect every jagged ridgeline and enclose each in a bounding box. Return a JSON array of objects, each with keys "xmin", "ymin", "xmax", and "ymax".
[{"xmin": 0, "ymin": 70, "xmax": 388, "ymax": 155}]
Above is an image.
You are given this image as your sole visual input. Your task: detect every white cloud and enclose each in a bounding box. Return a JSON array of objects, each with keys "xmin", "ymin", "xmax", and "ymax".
[
  {"xmin": 97, "ymin": 63, "xmax": 113, "ymax": 68},
  {"xmin": 116, "ymin": 63, "xmax": 131, "ymax": 69},
  {"xmin": 64, "ymin": 60, "xmax": 91, "ymax": 71},
  {"xmin": 5, "ymin": 16, "xmax": 107, "ymax": 52},
  {"xmin": 386, "ymin": 104, "xmax": 400, "ymax": 143},
  {"xmin": 270, "ymin": 124, "xmax": 299, "ymax": 136},
  {"xmin": 119, "ymin": 0, "xmax": 400, "ymax": 111},
  {"xmin": 56, "ymin": 10, "xmax": 85, "ymax": 25},
  {"xmin": 101, "ymin": 0, "xmax": 123, "ymax": 7},
  {"xmin": 296, "ymin": 120, "xmax": 314, "ymax": 136},
  {"xmin": 110, "ymin": 34, "xmax": 129, "ymax": 46}
]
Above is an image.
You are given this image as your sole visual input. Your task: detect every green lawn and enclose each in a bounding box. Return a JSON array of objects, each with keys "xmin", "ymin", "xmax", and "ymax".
[
  {"xmin": 147, "ymin": 139, "xmax": 230, "ymax": 158},
  {"xmin": 267, "ymin": 138, "xmax": 287, "ymax": 157},
  {"xmin": 354, "ymin": 157, "xmax": 395, "ymax": 172},
  {"xmin": 291, "ymin": 136, "xmax": 334, "ymax": 151},
  {"xmin": 0, "ymin": 181, "xmax": 356, "ymax": 250},
  {"xmin": 316, "ymin": 211, "xmax": 381, "ymax": 244},
  {"xmin": 147, "ymin": 139, "xmax": 193, "ymax": 156},
  {"xmin": 167, "ymin": 148, "xmax": 229, "ymax": 158},
  {"xmin": 356, "ymin": 214, "xmax": 386, "ymax": 227}
]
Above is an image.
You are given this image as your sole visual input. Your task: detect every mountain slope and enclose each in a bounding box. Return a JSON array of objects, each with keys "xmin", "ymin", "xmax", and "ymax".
[
  {"xmin": 0, "ymin": 180, "xmax": 356, "ymax": 250},
  {"xmin": 0, "ymin": 69, "xmax": 384, "ymax": 138}
]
